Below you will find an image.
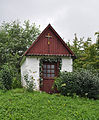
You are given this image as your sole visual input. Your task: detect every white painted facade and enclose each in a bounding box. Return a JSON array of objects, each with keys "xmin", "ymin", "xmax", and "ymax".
[
  {"xmin": 21, "ymin": 57, "xmax": 40, "ymax": 90},
  {"xmin": 61, "ymin": 57, "xmax": 73, "ymax": 72},
  {"xmin": 21, "ymin": 56, "xmax": 73, "ymax": 91}
]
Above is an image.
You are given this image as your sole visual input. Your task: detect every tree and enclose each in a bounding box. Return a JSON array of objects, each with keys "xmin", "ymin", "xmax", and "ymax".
[
  {"xmin": 0, "ymin": 20, "xmax": 40, "ymax": 89},
  {"xmin": 69, "ymin": 34, "xmax": 99, "ymax": 72},
  {"xmin": 95, "ymin": 32, "xmax": 99, "ymax": 49}
]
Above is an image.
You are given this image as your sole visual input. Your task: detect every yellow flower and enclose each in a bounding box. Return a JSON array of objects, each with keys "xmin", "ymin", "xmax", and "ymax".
[
  {"xmin": 61, "ymin": 83, "xmax": 66, "ymax": 87},
  {"xmin": 64, "ymin": 104, "xmax": 66, "ymax": 106}
]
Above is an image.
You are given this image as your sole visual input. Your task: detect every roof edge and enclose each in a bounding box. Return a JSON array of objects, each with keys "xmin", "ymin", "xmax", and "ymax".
[
  {"xmin": 24, "ymin": 24, "xmax": 75, "ymax": 57},
  {"xmin": 24, "ymin": 24, "xmax": 51, "ymax": 56}
]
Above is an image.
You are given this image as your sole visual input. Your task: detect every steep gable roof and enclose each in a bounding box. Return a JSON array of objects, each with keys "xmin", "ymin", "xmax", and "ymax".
[{"xmin": 24, "ymin": 24, "xmax": 75, "ymax": 57}]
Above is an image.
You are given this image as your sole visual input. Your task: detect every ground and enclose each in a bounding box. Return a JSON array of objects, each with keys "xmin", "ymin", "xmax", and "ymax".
[{"xmin": 0, "ymin": 88, "xmax": 99, "ymax": 120}]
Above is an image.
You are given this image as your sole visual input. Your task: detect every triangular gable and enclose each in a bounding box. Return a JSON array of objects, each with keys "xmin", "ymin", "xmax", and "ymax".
[{"xmin": 24, "ymin": 24, "xmax": 75, "ymax": 57}]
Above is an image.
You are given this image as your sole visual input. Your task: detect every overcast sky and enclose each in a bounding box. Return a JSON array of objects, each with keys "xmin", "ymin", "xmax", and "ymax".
[{"xmin": 0, "ymin": 0, "xmax": 99, "ymax": 43}]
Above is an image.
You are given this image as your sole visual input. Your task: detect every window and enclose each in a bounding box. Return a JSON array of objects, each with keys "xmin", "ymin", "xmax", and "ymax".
[{"xmin": 43, "ymin": 63, "xmax": 55, "ymax": 78}]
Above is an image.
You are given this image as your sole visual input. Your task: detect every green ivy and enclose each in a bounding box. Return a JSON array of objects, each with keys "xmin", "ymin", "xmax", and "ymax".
[
  {"xmin": 39, "ymin": 57, "xmax": 62, "ymax": 86},
  {"xmin": 20, "ymin": 56, "xmax": 26, "ymax": 66}
]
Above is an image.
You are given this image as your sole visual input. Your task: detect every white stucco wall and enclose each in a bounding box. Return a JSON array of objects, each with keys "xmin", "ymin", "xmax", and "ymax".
[
  {"xmin": 21, "ymin": 56, "xmax": 73, "ymax": 91},
  {"xmin": 61, "ymin": 57, "xmax": 73, "ymax": 72},
  {"xmin": 21, "ymin": 58, "xmax": 27, "ymax": 87},
  {"xmin": 21, "ymin": 57, "xmax": 40, "ymax": 90}
]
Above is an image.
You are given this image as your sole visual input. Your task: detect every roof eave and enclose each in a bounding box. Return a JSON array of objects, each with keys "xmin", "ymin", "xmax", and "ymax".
[{"xmin": 25, "ymin": 54, "xmax": 75, "ymax": 57}]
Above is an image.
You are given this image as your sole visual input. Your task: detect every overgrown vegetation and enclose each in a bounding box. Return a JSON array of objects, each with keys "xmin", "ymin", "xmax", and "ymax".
[
  {"xmin": 0, "ymin": 64, "xmax": 13, "ymax": 90},
  {"xmin": 0, "ymin": 20, "xmax": 99, "ymax": 100},
  {"xmin": 0, "ymin": 88, "xmax": 99, "ymax": 120},
  {"xmin": 67, "ymin": 33, "xmax": 99, "ymax": 71},
  {"xmin": 56, "ymin": 33, "xmax": 99, "ymax": 99},
  {"xmin": 24, "ymin": 74, "xmax": 35, "ymax": 92},
  {"xmin": 0, "ymin": 20, "xmax": 40, "ymax": 89},
  {"xmin": 54, "ymin": 69, "xmax": 99, "ymax": 99}
]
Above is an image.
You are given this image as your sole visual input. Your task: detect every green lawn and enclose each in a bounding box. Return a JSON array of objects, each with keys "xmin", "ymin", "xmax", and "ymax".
[{"xmin": 0, "ymin": 89, "xmax": 99, "ymax": 120}]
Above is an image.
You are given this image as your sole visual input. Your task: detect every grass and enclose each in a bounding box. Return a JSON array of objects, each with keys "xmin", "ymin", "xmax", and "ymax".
[{"xmin": 0, "ymin": 89, "xmax": 99, "ymax": 120}]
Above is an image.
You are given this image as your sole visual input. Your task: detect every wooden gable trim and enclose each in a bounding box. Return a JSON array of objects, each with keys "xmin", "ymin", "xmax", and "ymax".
[{"xmin": 24, "ymin": 24, "xmax": 75, "ymax": 57}]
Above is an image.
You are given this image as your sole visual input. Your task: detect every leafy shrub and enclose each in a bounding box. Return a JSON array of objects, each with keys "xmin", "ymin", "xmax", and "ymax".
[
  {"xmin": 0, "ymin": 64, "xmax": 13, "ymax": 90},
  {"xmin": 54, "ymin": 69, "xmax": 99, "ymax": 99},
  {"xmin": 12, "ymin": 75, "xmax": 22, "ymax": 89},
  {"xmin": 24, "ymin": 74, "xmax": 35, "ymax": 92},
  {"xmin": 0, "ymin": 77, "xmax": 5, "ymax": 90},
  {"xmin": 0, "ymin": 64, "xmax": 22, "ymax": 90}
]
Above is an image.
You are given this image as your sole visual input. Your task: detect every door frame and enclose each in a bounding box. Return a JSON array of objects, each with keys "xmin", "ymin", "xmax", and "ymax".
[
  {"xmin": 40, "ymin": 61, "xmax": 59, "ymax": 93},
  {"xmin": 39, "ymin": 57, "xmax": 62, "ymax": 92}
]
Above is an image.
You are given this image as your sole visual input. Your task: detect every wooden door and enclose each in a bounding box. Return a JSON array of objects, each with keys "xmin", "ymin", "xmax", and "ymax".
[{"xmin": 41, "ymin": 62, "xmax": 58, "ymax": 93}]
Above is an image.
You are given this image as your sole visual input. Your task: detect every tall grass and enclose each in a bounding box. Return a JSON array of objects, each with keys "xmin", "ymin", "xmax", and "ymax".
[{"xmin": 0, "ymin": 88, "xmax": 99, "ymax": 120}]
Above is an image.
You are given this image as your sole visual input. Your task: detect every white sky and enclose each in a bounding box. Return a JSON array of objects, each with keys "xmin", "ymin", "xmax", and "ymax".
[{"xmin": 0, "ymin": 0, "xmax": 99, "ymax": 43}]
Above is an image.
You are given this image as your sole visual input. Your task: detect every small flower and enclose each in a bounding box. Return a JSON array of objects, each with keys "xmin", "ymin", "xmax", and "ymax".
[
  {"xmin": 61, "ymin": 83, "xmax": 66, "ymax": 87},
  {"xmin": 64, "ymin": 104, "xmax": 66, "ymax": 106},
  {"xmin": 85, "ymin": 93, "xmax": 88, "ymax": 96}
]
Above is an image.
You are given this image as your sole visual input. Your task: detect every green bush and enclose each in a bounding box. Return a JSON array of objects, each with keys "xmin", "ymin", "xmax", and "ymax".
[
  {"xmin": 54, "ymin": 69, "xmax": 99, "ymax": 99},
  {"xmin": 0, "ymin": 64, "xmax": 13, "ymax": 90},
  {"xmin": 24, "ymin": 74, "xmax": 35, "ymax": 92},
  {"xmin": 0, "ymin": 77, "xmax": 5, "ymax": 90},
  {"xmin": 0, "ymin": 63, "xmax": 22, "ymax": 90},
  {"xmin": 12, "ymin": 76, "xmax": 21, "ymax": 89}
]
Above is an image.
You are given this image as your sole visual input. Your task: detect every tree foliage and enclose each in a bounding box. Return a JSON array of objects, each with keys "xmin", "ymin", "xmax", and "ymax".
[
  {"xmin": 69, "ymin": 34, "xmax": 99, "ymax": 72},
  {"xmin": 0, "ymin": 20, "xmax": 40, "ymax": 89},
  {"xmin": 0, "ymin": 64, "xmax": 13, "ymax": 90},
  {"xmin": 95, "ymin": 32, "xmax": 99, "ymax": 49}
]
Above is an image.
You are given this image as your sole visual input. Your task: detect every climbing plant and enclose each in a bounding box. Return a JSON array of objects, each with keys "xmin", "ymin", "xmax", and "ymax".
[{"xmin": 39, "ymin": 57, "xmax": 62, "ymax": 86}]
